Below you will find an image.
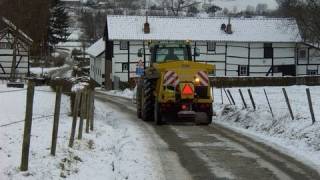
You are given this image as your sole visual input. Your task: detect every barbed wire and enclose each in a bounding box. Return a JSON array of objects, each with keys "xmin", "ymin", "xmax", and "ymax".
[{"xmin": 0, "ymin": 112, "xmax": 70, "ymax": 128}]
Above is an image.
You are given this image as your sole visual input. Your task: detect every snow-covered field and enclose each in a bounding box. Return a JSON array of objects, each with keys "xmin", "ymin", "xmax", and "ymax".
[
  {"xmin": 212, "ymin": 86, "xmax": 320, "ymax": 171},
  {"xmin": 0, "ymin": 83, "xmax": 163, "ymax": 180},
  {"xmin": 106, "ymin": 85, "xmax": 320, "ymax": 171},
  {"xmin": 30, "ymin": 64, "xmax": 69, "ymax": 76},
  {"xmin": 151, "ymin": 0, "xmax": 278, "ymax": 12},
  {"xmin": 210, "ymin": 0, "xmax": 278, "ymax": 11}
]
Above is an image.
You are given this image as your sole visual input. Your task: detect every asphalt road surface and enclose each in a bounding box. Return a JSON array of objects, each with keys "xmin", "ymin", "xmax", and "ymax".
[{"xmin": 95, "ymin": 93, "xmax": 320, "ymax": 180}]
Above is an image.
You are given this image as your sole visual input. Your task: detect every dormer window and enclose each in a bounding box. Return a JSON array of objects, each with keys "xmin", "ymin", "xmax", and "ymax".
[
  {"xmin": 207, "ymin": 42, "xmax": 216, "ymax": 52},
  {"xmin": 120, "ymin": 41, "xmax": 128, "ymax": 50}
]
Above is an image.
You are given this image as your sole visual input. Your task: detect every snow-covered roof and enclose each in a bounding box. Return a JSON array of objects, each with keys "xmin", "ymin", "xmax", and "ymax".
[
  {"xmin": 107, "ymin": 16, "xmax": 302, "ymax": 43},
  {"xmin": 87, "ymin": 38, "xmax": 105, "ymax": 57},
  {"xmin": 1, "ymin": 17, "xmax": 33, "ymax": 43}
]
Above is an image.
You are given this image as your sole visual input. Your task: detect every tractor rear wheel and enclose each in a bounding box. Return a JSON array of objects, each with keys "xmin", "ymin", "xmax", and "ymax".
[
  {"xmin": 136, "ymin": 80, "xmax": 142, "ymax": 118},
  {"xmin": 141, "ymin": 78, "xmax": 155, "ymax": 121}
]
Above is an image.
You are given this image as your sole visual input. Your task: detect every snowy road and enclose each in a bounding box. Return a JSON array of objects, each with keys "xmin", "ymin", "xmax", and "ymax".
[{"xmin": 96, "ymin": 93, "xmax": 320, "ymax": 180}]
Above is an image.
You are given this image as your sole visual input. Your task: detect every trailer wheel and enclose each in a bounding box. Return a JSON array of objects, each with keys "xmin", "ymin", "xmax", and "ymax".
[
  {"xmin": 141, "ymin": 79, "xmax": 155, "ymax": 121},
  {"xmin": 195, "ymin": 112, "xmax": 212, "ymax": 125},
  {"xmin": 154, "ymin": 100, "xmax": 163, "ymax": 125}
]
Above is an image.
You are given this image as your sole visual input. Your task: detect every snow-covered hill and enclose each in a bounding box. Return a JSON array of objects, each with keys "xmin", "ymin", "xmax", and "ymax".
[{"xmin": 150, "ymin": 0, "xmax": 278, "ymax": 12}]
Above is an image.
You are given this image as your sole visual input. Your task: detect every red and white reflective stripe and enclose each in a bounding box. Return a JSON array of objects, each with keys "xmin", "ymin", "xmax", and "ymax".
[
  {"xmin": 197, "ymin": 71, "xmax": 209, "ymax": 86},
  {"xmin": 164, "ymin": 71, "xmax": 179, "ymax": 86}
]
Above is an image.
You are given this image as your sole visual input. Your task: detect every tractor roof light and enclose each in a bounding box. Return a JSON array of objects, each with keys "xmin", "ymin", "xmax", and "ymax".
[{"xmin": 194, "ymin": 77, "xmax": 200, "ymax": 84}]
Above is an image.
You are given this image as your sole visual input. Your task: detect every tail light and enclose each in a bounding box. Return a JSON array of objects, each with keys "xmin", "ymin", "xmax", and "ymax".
[{"xmin": 181, "ymin": 104, "xmax": 188, "ymax": 110}]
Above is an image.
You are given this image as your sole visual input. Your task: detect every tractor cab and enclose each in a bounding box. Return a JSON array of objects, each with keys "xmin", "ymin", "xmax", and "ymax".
[{"xmin": 138, "ymin": 42, "xmax": 200, "ymax": 64}]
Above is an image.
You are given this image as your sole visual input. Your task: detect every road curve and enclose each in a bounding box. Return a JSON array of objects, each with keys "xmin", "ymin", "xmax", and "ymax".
[{"xmin": 95, "ymin": 92, "xmax": 320, "ymax": 180}]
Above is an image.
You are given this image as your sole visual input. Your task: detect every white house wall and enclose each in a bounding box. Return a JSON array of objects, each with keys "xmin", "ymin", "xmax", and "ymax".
[
  {"xmin": 108, "ymin": 40, "xmax": 309, "ymax": 81},
  {"xmin": 296, "ymin": 44, "xmax": 320, "ymax": 75},
  {"xmin": 90, "ymin": 53, "xmax": 105, "ymax": 85}
]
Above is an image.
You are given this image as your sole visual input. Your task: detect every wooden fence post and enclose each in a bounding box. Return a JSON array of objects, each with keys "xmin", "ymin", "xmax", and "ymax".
[
  {"xmin": 248, "ymin": 89, "xmax": 256, "ymax": 110},
  {"xmin": 306, "ymin": 88, "xmax": 316, "ymax": 124},
  {"xmin": 220, "ymin": 88, "xmax": 224, "ymax": 104},
  {"xmin": 282, "ymin": 88, "xmax": 294, "ymax": 120},
  {"xmin": 90, "ymin": 90, "xmax": 95, "ymax": 131},
  {"xmin": 78, "ymin": 90, "xmax": 87, "ymax": 139},
  {"xmin": 69, "ymin": 91, "xmax": 81, "ymax": 148},
  {"xmin": 223, "ymin": 88, "xmax": 232, "ymax": 104},
  {"xmin": 238, "ymin": 89, "xmax": 247, "ymax": 108},
  {"xmin": 264, "ymin": 89, "xmax": 274, "ymax": 118},
  {"xmin": 20, "ymin": 81, "xmax": 35, "ymax": 171},
  {"xmin": 50, "ymin": 86, "xmax": 62, "ymax": 156},
  {"xmin": 227, "ymin": 89, "xmax": 236, "ymax": 105},
  {"xmin": 85, "ymin": 89, "xmax": 91, "ymax": 133}
]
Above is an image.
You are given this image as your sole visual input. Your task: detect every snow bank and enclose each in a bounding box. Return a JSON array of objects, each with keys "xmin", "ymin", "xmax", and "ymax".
[
  {"xmin": 212, "ymin": 86, "xmax": 320, "ymax": 171},
  {"xmin": 0, "ymin": 83, "xmax": 163, "ymax": 180},
  {"xmin": 98, "ymin": 88, "xmax": 134, "ymax": 100}
]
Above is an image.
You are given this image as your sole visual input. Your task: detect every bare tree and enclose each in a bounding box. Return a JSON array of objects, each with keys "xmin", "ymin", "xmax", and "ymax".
[
  {"xmin": 277, "ymin": 0, "xmax": 320, "ymax": 43},
  {"xmin": 163, "ymin": 0, "xmax": 200, "ymax": 16}
]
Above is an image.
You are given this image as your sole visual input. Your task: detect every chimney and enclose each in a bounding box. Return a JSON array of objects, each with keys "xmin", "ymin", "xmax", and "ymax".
[
  {"xmin": 144, "ymin": 12, "xmax": 150, "ymax": 34},
  {"xmin": 226, "ymin": 16, "xmax": 232, "ymax": 34},
  {"xmin": 221, "ymin": 23, "xmax": 226, "ymax": 31}
]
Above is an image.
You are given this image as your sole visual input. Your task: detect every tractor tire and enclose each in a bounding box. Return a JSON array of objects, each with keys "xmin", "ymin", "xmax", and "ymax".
[
  {"xmin": 136, "ymin": 79, "xmax": 143, "ymax": 118},
  {"xmin": 141, "ymin": 78, "xmax": 155, "ymax": 121},
  {"xmin": 154, "ymin": 100, "xmax": 163, "ymax": 125}
]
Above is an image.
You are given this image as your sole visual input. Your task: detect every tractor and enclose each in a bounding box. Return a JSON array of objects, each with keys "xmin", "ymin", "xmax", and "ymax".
[{"xmin": 136, "ymin": 41, "xmax": 215, "ymax": 125}]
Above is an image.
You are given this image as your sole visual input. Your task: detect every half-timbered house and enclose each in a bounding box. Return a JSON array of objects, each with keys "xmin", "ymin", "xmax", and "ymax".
[{"xmin": 89, "ymin": 15, "xmax": 320, "ymax": 87}]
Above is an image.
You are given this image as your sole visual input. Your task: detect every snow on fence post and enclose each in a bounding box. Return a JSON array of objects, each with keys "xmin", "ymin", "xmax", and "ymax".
[
  {"xmin": 69, "ymin": 91, "xmax": 81, "ymax": 148},
  {"xmin": 238, "ymin": 89, "xmax": 247, "ymax": 108},
  {"xmin": 264, "ymin": 89, "xmax": 274, "ymax": 118},
  {"xmin": 282, "ymin": 88, "xmax": 294, "ymax": 120},
  {"xmin": 306, "ymin": 88, "xmax": 316, "ymax": 124},
  {"xmin": 78, "ymin": 90, "xmax": 87, "ymax": 139},
  {"xmin": 90, "ymin": 90, "xmax": 95, "ymax": 131},
  {"xmin": 50, "ymin": 86, "xmax": 62, "ymax": 156},
  {"xmin": 223, "ymin": 88, "xmax": 232, "ymax": 104},
  {"xmin": 227, "ymin": 89, "xmax": 236, "ymax": 105},
  {"xmin": 20, "ymin": 80, "xmax": 35, "ymax": 171},
  {"xmin": 248, "ymin": 89, "xmax": 256, "ymax": 110}
]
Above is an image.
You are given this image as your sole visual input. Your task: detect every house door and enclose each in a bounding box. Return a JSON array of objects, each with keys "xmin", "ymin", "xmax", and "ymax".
[{"xmin": 276, "ymin": 65, "xmax": 296, "ymax": 76}]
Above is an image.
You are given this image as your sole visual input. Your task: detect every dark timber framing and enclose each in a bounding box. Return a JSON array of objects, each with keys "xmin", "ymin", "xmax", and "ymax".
[
  {"xmin": 0, "ymin": 19, "xmax": 32, "ymax": 79},
  {"xmin": 127, "ymin": 41, "xmax": 130, "ymax": 81}
]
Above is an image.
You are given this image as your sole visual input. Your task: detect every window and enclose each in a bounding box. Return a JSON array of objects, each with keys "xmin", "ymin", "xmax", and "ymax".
[
  {"xmin": 155, "ymin": 47, "xmax": 189, "ymax": 62},
  {"xmin": 207, "ymin": 42, "xmax": 216, "ymax": 52},
  {"xmin": 0, "ymin": 42, "xmax": 11, "ymax": 49},
  {"xmin": 298, "ymin": 48, "xmax": 308, "ymax": 59},
  {"xmin": 307, "ymin": 69, "xmax": 317, "ymax": 75},
  {"xmin": 122, "ymin": 63, "xmax": 128, "ymax": 72},
  {"xmin": 264, "ymin": 43, "xmax": 273, "ymax": 58},
  {"xmin": 239, "ymin": 65, "xmax": 249, "ymax": 76},
  {"xmin": 120, "ymin": 41, "xmax": 128, "ymax": 50}
]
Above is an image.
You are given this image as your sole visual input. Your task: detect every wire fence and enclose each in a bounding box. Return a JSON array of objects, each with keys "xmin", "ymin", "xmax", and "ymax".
[
  {"xmin": 213, "ymin": 86, "xmax": 320, "ymax": 124},
  {"xmin": 0, "ymin": 112, "xmax": 69, "ymax": 128}
]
